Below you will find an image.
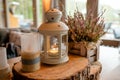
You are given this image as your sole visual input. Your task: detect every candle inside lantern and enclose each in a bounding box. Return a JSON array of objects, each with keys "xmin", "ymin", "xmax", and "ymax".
[
  {"xmin": 49, "ymin": 47, "xmax": 58, "ymax": 54},
  {"xmin": 48, "ymin": 43, "xmax": 58, "ymax": 56}
]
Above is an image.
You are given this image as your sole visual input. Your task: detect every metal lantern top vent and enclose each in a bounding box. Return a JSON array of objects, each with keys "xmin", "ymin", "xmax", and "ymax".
[{"xmin": 46, "ymin": 9, "xmax": 62, "ymax": 22}]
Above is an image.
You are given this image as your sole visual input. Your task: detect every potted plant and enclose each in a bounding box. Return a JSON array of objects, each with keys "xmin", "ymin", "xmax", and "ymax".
[{"xmin": 64, "ymin": 10, "xmax": 106, "ymax": 58}]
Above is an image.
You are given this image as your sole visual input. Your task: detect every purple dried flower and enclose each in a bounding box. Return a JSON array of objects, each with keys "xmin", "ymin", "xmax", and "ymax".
[{"xmin": 64, "ymin": 10, "xmax": 105, "ymax": 42}]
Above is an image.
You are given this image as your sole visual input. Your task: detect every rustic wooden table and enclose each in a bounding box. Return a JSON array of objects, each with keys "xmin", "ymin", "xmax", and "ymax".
[{"xmin": 12, "ymin": 54, "xmax": 89, "ymax": 80}]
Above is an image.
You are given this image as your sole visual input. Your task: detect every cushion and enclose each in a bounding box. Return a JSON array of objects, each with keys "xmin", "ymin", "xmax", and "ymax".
[{"xmin": 113, "ymin": 28, "xmax": 120, "ymax": 39}]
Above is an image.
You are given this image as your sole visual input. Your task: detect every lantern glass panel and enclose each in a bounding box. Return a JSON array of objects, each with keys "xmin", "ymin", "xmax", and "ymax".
[
  {"xmin": 47, "ymin": 35, "xmax": 59, "ymax": 56},
  {"xmin": 39, "ymin": 35, "xmax": 44, "ymax": 53},
  {"xmin": 61, "ymin": 35, "xmax": 67, "ymax": 55}
]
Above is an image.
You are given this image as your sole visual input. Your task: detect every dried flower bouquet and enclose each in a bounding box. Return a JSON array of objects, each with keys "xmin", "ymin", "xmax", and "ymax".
[
  {"xmin": 64, "ymin": 10, "xmax": 105, "ymax": 43},
  {"xmin": 64, "ymin": 10, "xmax": 105, "ymax": 56}
]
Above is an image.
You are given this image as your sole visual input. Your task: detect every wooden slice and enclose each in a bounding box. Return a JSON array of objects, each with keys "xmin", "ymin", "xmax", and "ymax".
[
  {"xmin": 90, "ymin": 61, "xmax": 102, "ymax": 75},
  {"xmin": 89, "ymin": 61, "xmax": 102, "ymax": 80},
  {"xmin": 12, "ymin": 54, "xmax": 88, "ymax": 80}
]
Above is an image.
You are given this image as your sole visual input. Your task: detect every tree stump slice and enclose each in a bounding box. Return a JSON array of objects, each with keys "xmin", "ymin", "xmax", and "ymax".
[
  {"xmin": 12, "ymin": 54, "xmax": 88, "ymax": 80},
  {"xmin": 89, "ymin": 61, "xmax": 102, "ymax": 80}
]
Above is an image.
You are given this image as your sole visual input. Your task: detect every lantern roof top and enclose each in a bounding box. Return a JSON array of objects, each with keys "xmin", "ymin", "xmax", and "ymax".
[
  {"xmin": 39, "ymin": 8, "xmax": 69, "ymax": 31},
  {"xmin": 39, "ymin": 22, "xmax": 69, "ymax": 31}
]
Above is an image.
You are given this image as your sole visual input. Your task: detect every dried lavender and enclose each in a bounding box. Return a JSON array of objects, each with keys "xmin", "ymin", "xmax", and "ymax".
[{"xmin": 64, "ymin": 10, "xmax": 106, "ymax": 42}]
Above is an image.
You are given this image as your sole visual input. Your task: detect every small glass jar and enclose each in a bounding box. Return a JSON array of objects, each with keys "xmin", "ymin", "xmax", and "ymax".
[{"xmin": 21, "ymin": 33, "xmax": 41, "ymax": 72}]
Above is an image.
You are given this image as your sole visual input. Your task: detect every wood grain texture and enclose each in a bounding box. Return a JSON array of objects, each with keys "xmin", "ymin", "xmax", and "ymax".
[
  {"xmin": 12, "ymin": 54, "xmax": 88, "ymax": 80},
  {"xmin": 101, "ymin": 39, "xmax": 120, "ymax": 47}
]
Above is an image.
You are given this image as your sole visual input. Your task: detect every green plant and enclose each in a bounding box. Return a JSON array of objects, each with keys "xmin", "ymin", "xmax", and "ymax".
[{"xmin": 64, "ymin": 10, "xmax": 106, "ymax": 42}]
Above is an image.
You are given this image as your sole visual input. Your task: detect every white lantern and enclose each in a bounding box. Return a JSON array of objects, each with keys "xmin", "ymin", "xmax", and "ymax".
[{"xmin": 39, "ymin": 9, "xmax": 69, "ymax": 64}]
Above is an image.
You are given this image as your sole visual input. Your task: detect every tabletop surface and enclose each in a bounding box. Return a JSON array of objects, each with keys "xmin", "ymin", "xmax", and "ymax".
[{"xmin": 12, "ymin": 54, "xmax": 88, "ymax": 80}]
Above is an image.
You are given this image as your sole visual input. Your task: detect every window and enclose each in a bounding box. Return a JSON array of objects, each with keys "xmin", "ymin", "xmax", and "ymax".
[
  {"xmin": 99, "ymin": 0, "xmax": 120, "ymax": 23},
  {"xmin": 66, "ymin": 0, "xmax": 87, "ymax": 16},
  {"xmin": 4, "ymin": 0, "xmax": 42, "ymax": 28},
  {"xmin": 99, "ymin": 0, "xmax": 120, "ymax": 34}
]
